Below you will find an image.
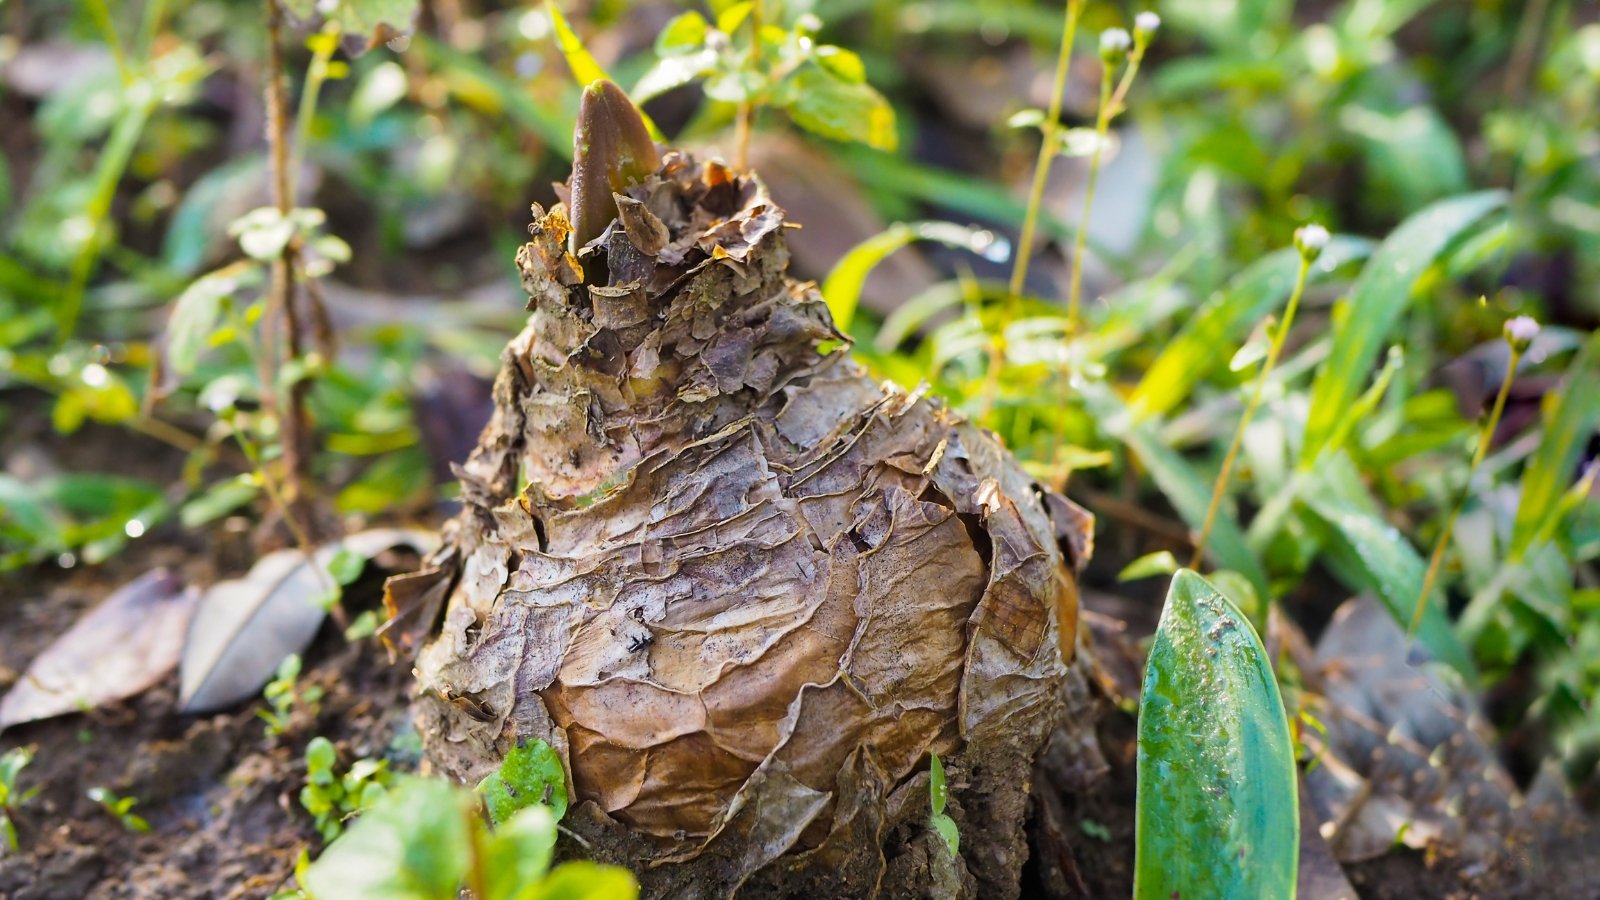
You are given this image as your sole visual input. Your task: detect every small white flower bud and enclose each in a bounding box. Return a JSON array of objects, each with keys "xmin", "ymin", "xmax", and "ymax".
[
  {"xmin": 1100, "ymin": 28, "xmax": 1132, "ymax": 64},
  {"xmin": 1503, "ymin": 315, "xmax": 1540, "ymax": 352},
  {"xmin": 1294, "ymin": 224, "xmax": 1330, "ymax": 262},
  {"xmin": 1134, "ymin": 12, "xmax": 1161, "ymax": 43}
]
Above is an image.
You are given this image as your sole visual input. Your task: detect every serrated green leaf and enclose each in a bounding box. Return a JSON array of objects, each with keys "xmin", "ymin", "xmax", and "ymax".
[
  {"xmin": 780, "ymin": 63, "xmax": 896, "ymax": 152},
  {"xmin": 1135, "ymin": 569, "xmax": 1297, "ymax": 900},
  {"xmin": 1300, "ymin": 191, "xmax": 1505, "ymax": 462},
  {"xmin": 632, "ymin": 48, "xmax": 719, "ymax": 103},
  {"xmin": 477, "ymin": 739, "xmax": 569, "ymax": 826},
  {"xmin": 1130, "ymin": 236, "xmax": 1372, "ymax": 421},
  {"xmin": 167, "ymin": 262, "xmax": 260, "ymax": 375},
  {"xmin": 327, "ymin": 547, "xmax": 367, "ymax": 586},
  {"xmin": 655, "ymin": 11, "xmax": 710, "ymax": 54}
]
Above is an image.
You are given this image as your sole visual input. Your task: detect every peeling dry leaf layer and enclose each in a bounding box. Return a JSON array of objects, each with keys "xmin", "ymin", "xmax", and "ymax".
[{"xmin": 412, "ymin": 150, "xmax": 1095, "ymax": 897}]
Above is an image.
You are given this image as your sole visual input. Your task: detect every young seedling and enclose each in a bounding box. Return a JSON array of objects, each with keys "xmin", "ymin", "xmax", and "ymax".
[
  {"xmin": 1, "ymin": 747, "xmax": 40, "ymax": 853},
  {"xmin": 259, "ymin": 653, "xmax": 325, "ymax": 737},
  {"xmin": 298, "ymin": 736, "xmax": 391, "ymax": 843},
  {"xmin": 568, "ymin": 80, "xmax": 662, "ymax": 251},
  {"xmin": 1191, "ymin": 224, "xmax": 1327, "ymax": 568},
  {"xmin": 86, "ymin": 786, "xmax": 151, "ymax": 834},
  {"xmin": 928, "ymin": 752, "xmax": 959, "ymax": 858}
]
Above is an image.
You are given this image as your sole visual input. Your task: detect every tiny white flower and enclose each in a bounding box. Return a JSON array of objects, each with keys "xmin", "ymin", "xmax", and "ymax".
[
  {"xmin": 1503, "ymin": 315, "xmax": 1540, "ymax": 352},
  {"xmin": 1294, "ymin": 223, "xmax": 1330, "ymax": 261},
  {"xmin": 1134, "ymin": 12, "xmax": 1162, "ymax": 39},
  {"xmin": 1100, "ymin": 28, "xmax": 1132, "ymax": 62}
]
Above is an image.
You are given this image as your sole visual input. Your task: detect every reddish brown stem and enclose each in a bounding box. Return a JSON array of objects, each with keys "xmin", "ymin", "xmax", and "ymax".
[{"xmin": 263, "ymin": 0, "xmax": 318, "ymax": 543}]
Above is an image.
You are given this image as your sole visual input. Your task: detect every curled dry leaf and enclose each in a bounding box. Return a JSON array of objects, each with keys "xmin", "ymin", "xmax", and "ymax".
[
  {"xmin": 400, "ymin": 85, "xmax": 1097, "ymax": 897},
  {"xmin": 0, "ymin": 569, "xmax": 198, "ymax": 731},
  {"xmin": 179, "ymin": 528, "xmax": 436, "ymax": 713}
]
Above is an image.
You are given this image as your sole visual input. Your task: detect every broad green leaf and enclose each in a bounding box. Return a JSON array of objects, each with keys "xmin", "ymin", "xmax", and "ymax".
[
  {"xmin": 166, "ymin": 262, "xmax": 260, "ymax": 375},
  {"xmin": 545, "ymin": 1, "xmax": 664, "ymax": 141},
  {"xmin": 350, "ymin": 61, "xmax": 410, "ymax": 125},
  {"xmin": 523, "ymin": 861, "xmax": 639, "ymax": 900},
  {"xmin": 477, "ymin": 739, "xmax": 569, "ymax": 825},
  {"xmin": 655, "ymin": 11, "xmax": 710, "ymax": 54},
  {"xmin": 779, "ymin": 63, "xmax": 896, "ymax": 153},
  {"xmin": 480, "ymin": 805, "xmax": 558, "ymax": 900},
  {"xmin": 813, "ymin": 45, "xmax": 866, "ymax": 83},
  {"xmin": 1130, "ymin": 236, "xmax": 1372, "ymax": 420},
  {"xmin": 632, "ymin": 48, "xmax": 718, "ymax": 103},
  {"xmin": 303, "ymin": 776, "xmax": 473, "ymax": 900},
  {"xmin": 1135, "ymin": 569, "xmax": 1297, "ymax": 900},
  {"xmin": 1299, "ymin": 481, "xmax": 1476, "ymax": 680},
  {"xmin": 162, "ymin": 156, "xmax": 265, "ymax": 275},
  {"xmin": 1511, "ymin": 333, "xmax": 1600, "ymax": 559},
  {"xmin": 1343, "ymin": 104, "xmax": 1468, "ymax": 211},
  {"xmin": 1300, "ymin": 191, "xmax": 1505, "ymax": 462},
  {"xmin": 822, "ymin": 222, "xmax": 1007, "ymax": 331}
]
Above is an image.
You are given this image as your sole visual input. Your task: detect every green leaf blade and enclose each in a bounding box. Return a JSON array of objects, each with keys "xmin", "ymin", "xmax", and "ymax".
[
  {"xmin": 1511, "ymin": 333, "xmax": 1600, "ymax": 558},
  {"xmin": 477, "ymin": 739, "xmax": 569, "ymax": 826},
  {"xmin": 1129, "ymin": 236, "xmax": 1372, "ymax": 421},
  {"xmin": 1135, "ymin": 569, "xmax": 1298, "ymax": 900},
  {"xmin": 1300, "ymin": 191, "xmax": 1506, "ymax": 462}
]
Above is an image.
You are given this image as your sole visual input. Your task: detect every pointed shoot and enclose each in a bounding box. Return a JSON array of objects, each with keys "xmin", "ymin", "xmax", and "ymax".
[{"xmin": 569, "ymin": 80, "xmax": 661, "ymax": 251}]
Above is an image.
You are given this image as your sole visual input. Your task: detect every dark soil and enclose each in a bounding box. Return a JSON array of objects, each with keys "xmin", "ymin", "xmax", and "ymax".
[{"xmin": 0, "ymin": 544, "xmax": 420, "ymax": 899}]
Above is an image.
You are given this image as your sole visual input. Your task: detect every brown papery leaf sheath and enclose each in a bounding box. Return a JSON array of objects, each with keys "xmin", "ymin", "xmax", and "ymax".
[{"xmin": 403, "ymin": 83, "xmax": 1101, "ymax": 898}]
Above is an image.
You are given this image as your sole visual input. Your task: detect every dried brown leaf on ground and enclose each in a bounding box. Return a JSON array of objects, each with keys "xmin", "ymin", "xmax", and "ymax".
[
  {"xmin": 1290, "ymin": 597, "xmax": 1600, "ymax": 894},
  {"xmin": 0, "ymin": 568, "xmax": 197, "ymax": 731},
  {"xmin": 398, "ymin": 81, "xmax": 1100, "ymax": 898},
  {"xmin": 179, "ymin": 528, "xmax": 436, "ymax": 713}
]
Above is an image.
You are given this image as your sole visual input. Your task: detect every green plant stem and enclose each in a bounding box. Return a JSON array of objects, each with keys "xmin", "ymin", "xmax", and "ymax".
[
  {"xmin": 1406, "ymin": 345, "xmax": 1523, "ymax": 640},
  {"xmin": 57, "ymin": 96, "xmax": 155, "ymax": 340},
  {"xmin": 1190, "ymin": 255, "xmax": 1313, "ymax": 569},
  {"xmin": 1005, "ymin": 0, "xmax": 1084, "ymax": 316},
  {"xmin": 85, "ymin": 0, "xmax": 132, "ymax": 85},
  {"xmin": 138, "ymin": 0, "xmax": 171, "ymax": 56},
  {"xmin": 263, "ymin": 0, "xmax": 321, "ymax": 543},
  {"xmin": 735, "ymin": 0, "xmax": 765, "ymax": 171},
  {"xmin": 1065, "ymin": 41, "xmax": 1148, "ymax": 332},
  {"xmin": 291, "ymin": 24, "xmax": 342, "ymax": 204}
]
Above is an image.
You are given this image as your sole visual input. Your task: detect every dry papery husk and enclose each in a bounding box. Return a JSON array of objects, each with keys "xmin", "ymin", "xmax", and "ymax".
[{"xmin": 403, "ymin": 147, "xmax": 1102, "ymax": 898}]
